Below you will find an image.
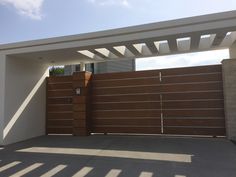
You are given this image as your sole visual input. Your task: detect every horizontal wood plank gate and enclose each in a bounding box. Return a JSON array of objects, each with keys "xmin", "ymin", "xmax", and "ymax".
[
  {"xmin": 47, "ymin": 76, "xmax": 73, "ymax": 134},
  {"xmin": 46, "ymin": 65, "xmax": 225, "ymax": 136}
]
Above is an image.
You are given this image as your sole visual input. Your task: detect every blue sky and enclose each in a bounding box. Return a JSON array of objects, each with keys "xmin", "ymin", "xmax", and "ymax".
[{"xmin": 0, "ymin": 0, "xmax": 235, "ymax": 69}]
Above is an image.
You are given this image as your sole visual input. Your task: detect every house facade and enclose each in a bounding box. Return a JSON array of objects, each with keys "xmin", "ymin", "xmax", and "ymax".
[
  {"xmin": 1, "ymin": 11, "xmax": 236, "ymax": 145},
  {"xmin": 64, "ymin": 59, "xmax": 136, "ymax": 75}
]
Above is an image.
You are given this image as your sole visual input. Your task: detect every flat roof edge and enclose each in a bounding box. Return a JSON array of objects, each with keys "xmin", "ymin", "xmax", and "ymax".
[{"xmin": 1, "ymin": 10, "xmax": 236, "ymax": 51}]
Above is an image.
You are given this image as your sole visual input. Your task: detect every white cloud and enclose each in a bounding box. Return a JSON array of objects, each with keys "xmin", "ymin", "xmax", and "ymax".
[
  {"xmin": 0, "ymin": 0, "xmax": 44, "ymax": 20},
  {"xmin": 88, "ymin": 0, "xmax": 130, "ymax": 7},
  {"xmin": 136, "ymin": 49, "xmax": 229, "ymax": 71}
]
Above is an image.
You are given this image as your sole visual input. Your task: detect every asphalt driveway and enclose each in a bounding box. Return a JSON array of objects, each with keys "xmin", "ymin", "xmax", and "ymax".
[{"xmin": 0, "ymin": 135, "xmax": 236, "ymax": 177}]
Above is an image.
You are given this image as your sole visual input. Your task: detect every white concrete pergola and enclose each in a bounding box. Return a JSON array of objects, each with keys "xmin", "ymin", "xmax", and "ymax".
[{"xmin": 1, "ymin": 11, "xmax": 236, "ymax": 145}]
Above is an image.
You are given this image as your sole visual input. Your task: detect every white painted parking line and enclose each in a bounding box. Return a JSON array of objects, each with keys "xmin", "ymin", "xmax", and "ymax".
[
  {"xmin": 9, "ymin": 163, "xmax": 43, "ymax": 177},
  {"xmin": 139, "ymin": 171, "xmax": 153, "ymax": 177},
  {"xmin": 72, "ymin": 167, "xmax": 93, "ymax": 177},
  {"xmin": 0, "ymin": 161, "xmax": 21, "ymax": 173},
  {"xmin": 40, "ymin": 164, "xmax": 67, "ymax": 177},
  {"xmin": 105, "ymin": 169, "xmax": 121, "ymax": 177}
]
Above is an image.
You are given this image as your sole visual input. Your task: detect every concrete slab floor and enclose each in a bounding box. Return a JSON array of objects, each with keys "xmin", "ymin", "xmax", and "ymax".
[{"xmin": 0, "ymin": 135, "xmax": 235, "ymax": 177}]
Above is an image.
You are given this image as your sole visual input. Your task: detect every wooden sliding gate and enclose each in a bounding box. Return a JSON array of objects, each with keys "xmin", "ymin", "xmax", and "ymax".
[
  {"xmin": 46, "ymin": 65, "xmax": 226, "ymax": 136},
  {"xmin": 92, "ymin": 65, "xmax": 225, "ymax": 136},
  {"xmin": 160, "ymin": 65, "xmax": 225, "ymax": 136}
]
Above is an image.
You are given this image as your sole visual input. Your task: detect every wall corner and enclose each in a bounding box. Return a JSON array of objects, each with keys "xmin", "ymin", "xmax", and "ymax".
[
  {"xmin": 222, "ymin": 59, "xmax": 236, "ymax": 141},
  {"xmin": 0, "ymin": 54, "xmax": 6, "ymax": 145}
]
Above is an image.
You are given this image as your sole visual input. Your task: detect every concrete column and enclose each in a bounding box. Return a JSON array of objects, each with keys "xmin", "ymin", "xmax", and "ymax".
[
  {"xmin": 3, "ymin": 56, "xmax": 49, "ymax": 145},
  {"xmin": 229, "ymin": 43, "xmax": 236, "ymax": 59},
  {"xmin": 0, "ymin": 55, "xmax": 6, "ymax": 145},
  {"xmin": 222, "ymin": 59, "xmax": 236, "ymax": 141},
  {"xmin": 72, "ymin": 71, "xmax": 92, "ymax": 136}
]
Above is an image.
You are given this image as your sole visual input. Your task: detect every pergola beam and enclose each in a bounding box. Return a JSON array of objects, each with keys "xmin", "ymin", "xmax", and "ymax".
[
  {"xmin": 168, "ymin": 38, "xmax": 178, "ymax": 52},
  {"xmin": 125, "ymin": 44, "xmax": 142, "ymax": 56},
  {"xmin": 190, "ymin": 34, "xmax": 201, "ymax": 50},
  {"xmin": 212, "ymin": 32, "xmax": 227, "ymax": 46},
  {"xmin": 89, "ymin": 49, "xmax": 108, "ymax": 59},
  {"xmin": 145, "ymin": 41, "xmax": 159, "ymax": 54},
  {"xmin": 106, "ymin": 47, "xmax": 125, "ymax": 58},
  {"xmin": 78, "ymin": 50, "xmax": 104, "ymax": 61}
]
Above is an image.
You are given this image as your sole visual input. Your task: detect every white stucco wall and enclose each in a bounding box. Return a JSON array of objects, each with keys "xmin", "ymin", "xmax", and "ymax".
[
  {"xmin": 3, "ymin": 56, "xmax": 49, "ymax": 145},
  {"xmin": 0, "ymin": 55, "xmax": 6, "ymax": 145}
]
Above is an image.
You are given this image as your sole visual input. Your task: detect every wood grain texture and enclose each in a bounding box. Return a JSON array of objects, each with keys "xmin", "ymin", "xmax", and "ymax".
[
  {"xmin": 91, "ymin": 65, "xmax": 225, "ymax": 136},
  {"xmin": 47, "ymin": 76, "xmax": 72, "ymax": 83},
  {"xmin": 46, "ymin": 65, "xmax": 225, "ymax": 136},
  {"xmin": 161, "ymin": 65, "xmax": 225, "ymax": 136},
  {"xmin": 93, "ymin": 127, "xmax": 162, "ymax": 134},
  {"xmin": 164, "ymin": 118, "xmax": 225, "ymax": 127},
  {"xmin": 160, "ymin": 65, "xmax": 222, "ymax": 76},
  {"xmin": 93, "ymin": 94, "xmax": 161, "ymax": 102},
  {"xmin": 46, "ymin": 76, "xmax": 74, "ymax": 135},
  {"xmin": 161, "ymin": 73, "xmax": 222, "ymax": 84},
  {"xmin": 163, "ymin": 127, "xmax": 225, "ymax": 136},
  {"xmin": 93, "ymin": 70, "xmax": 160, "ymax": 81}
]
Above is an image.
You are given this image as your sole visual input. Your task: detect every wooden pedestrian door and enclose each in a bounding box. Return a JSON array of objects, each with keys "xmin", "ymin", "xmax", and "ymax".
[
  {"xmin": 46, "ymin": 65, "xmax": 226, "ymax": 137},
  {"xmin": 47, "ymin": 76, "xmax": 74, "ymax": 134}
]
